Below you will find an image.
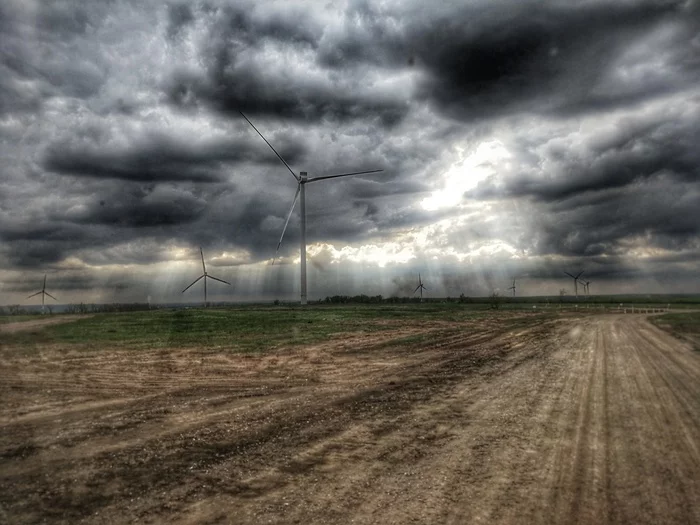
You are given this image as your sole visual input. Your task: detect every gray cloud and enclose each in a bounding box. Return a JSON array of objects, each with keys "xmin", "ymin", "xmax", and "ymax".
[
  {"xmin": 42, "ymin": 132, "xmax": 308, "ymax": 183},
  {"xmin": 320, "ymin": 0, "xmax": 698, "ymax": 120},
  {"xmin": 472, "ymin": 110, "xmax": 700, "ymax": 202},
  {"xmin": 164, "ymin": 2, "xmax": 409, "ymax": 126},
  {"xmin": 0, "ymin": 0, "xmax": 699, "ymax": 301}
]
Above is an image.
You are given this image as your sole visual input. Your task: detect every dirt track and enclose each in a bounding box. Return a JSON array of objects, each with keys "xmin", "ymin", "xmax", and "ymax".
[{"xmin": 1, "ymin": 313, "xmax": 698, "ymax": 524}]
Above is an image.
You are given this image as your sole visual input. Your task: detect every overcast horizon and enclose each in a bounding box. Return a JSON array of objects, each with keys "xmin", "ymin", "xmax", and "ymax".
[{"xmin": 1, "ymin": 0, "xmax": 699, "ymax": 305}]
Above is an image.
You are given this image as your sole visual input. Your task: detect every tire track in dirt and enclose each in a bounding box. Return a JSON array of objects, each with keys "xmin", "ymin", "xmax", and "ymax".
[
  {"xmin": 0, "ymin": 319, "xmax": 519, "ymax": 523},
  {"xmin": 1, "ymin": 313, "xmax": 699, "ymax": 524},
  {"xmin": 173, "ymin": 314, "xmax": 699, "ymax": 525}
]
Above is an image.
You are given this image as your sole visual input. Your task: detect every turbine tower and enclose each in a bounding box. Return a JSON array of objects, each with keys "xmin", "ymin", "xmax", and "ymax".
[
  {"xmin": 27, "ymin": 274, "xmax": 57, "ymax": 313},
  {"xmin": 414, "ymin": 273, "xmax": 427, "ymax": 302},
  {"xmin": 508, "ymin": 278, "xmax": 516, "ymax": 297},
  {"xmin": 564, "ymin": 271, "xmax": 584, "ymax": 298},
  {"xmin": 241, "ymin": 111, "xmax": 383, "ymax": 305},
  {"xmin": 182, "ymin": 247, "xmax": 231, "ymax": 308}
]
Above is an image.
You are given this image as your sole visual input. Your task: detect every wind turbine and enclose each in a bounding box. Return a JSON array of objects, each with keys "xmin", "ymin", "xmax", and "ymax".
[
  {"xmin": 182, "ymin": 247, "xmax": 230, "ymax": 308},
  {"xmin": 27, "ymin": 274, "xmax": 57, "ymax": 313},
  {"xmin": 582, "ymin": 280, "xmax": 591, "ymax": 295},
  {"xmin": 564, "ymin": 271, "xmax": 584, "ymax": 298},
  {"xmin": 508, "ymin": 278, "xmax": 516, "ymax": 297},
  {"xmin": 241, "ymin": 111, "xmax": 383, "ymax": 305},
  {"xmin": 414, "ymin": 273, "xmax": 427, "ymax": 302}
]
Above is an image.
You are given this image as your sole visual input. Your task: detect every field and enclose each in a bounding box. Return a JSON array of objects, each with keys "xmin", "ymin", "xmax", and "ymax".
[
  {"xmin": 650, "ymin": 310, "xmax": 700, "ymax": 351},
  {"xmin": 1, "ymin": 306, "xmax": 699, "ymax": 524}
]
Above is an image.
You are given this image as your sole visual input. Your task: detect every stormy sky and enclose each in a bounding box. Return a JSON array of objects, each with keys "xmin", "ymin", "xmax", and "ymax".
[{"xmin": 1, "ymin": 0, "xmax": 699, "ymax": 304}]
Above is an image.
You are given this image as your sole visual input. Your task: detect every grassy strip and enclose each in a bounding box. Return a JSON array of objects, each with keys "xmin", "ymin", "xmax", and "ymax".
[
  {"xmin": 0, "ymin": 304, "xmax": 508, "ymax": 353},
  {"xmin": 650, "ymin": 311, "xmax": 700, "ymax": 351}
]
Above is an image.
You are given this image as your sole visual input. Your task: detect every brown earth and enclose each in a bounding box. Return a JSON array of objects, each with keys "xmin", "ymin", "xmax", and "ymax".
[{"xmin": 0, "ymin": 313, "xmax": 698, "ymax": 524}]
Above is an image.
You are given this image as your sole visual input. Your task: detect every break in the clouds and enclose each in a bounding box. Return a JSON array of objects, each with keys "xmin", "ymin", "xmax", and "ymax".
[{"xmin": 1, "ymin": 0, "xmax": 699, "ymax": 304}]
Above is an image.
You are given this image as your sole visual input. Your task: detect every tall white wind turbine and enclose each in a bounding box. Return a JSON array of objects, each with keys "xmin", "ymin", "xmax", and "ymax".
[{"xmin": 241, "ymin": 112, "xmax": 384, "ymax": 305}]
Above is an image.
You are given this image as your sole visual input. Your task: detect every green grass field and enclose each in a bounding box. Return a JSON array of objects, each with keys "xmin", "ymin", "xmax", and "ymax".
[
  {"xmin": 8, "ymin": 303, "xmax": 694, "ymax": 355},
  {"xmin": 650, "ymin": 311, "xmax": 700, "ymax": 351},
  {"xmin": 0, "ymin": 315, "xmax": 36, "ymax": 324},
  {"xmin": 1, "ymin": 304, "xmax": 522, "ymax": 353}
]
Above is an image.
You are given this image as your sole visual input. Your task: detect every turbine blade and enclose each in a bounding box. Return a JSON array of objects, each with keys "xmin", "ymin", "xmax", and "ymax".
[
  {"xmin": 206, "ymin": 275, "xmax": 231, "ymax": 286},
  {"xmin": 200, "ymin": 247, "xmax": 206, "ymax": 274},
  {"xmin": 27, "ymin": 291, "xmax": 42, "ymax": 298},
  {"xmin": 182, "ymin": 275, "xmax": 204, "ymax": 293},
  {"xmin": 43, "ymin": 274, "xmax": 47, "ymax": 291},
  {"xmin": 272, "ymin": 184, "xmax": 301, "ymax": 264},
  {"xmin": 45, "ymin": 292, "xmax": 58, "ymax": 301},
  {"xmin": 306, "ymin": 169, "xmax": 384, "ymax": 183},
  {"xmin": 422, "ymin": 286, "xmax": 428, "ymax": 291},
  {"xmin": 414, "ymin": 285, "xmax": 421, "ymax": 294},
  {"xmin": 240, "ymin": 111, "xmax": 299, "ymax": 182},
  {"xmin": 564, "ymin": 272, "xmax": 575, "ymax": 278},
  {"xmin": 575, "ymin": 271, "xmax": 584, "ymax": 279}
]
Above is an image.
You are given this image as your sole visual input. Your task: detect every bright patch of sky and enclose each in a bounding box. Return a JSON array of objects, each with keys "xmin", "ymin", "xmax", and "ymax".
[{"xmin": 421, "ymin": 140, "xmax": 512, "ymax": 211}]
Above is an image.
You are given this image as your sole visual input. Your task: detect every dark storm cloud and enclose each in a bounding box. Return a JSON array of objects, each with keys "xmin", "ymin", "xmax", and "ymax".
[
  {"xmin": 520, "ymin": 179, "xmax": 699, "ymax": 259},
  {"xmin": 417, "ymin": 1, "xmax": 688, "ymax": 118},
  {"xmin": 322, "ymin": 0, "xmax": 697, "ymax": 120},
  {"xmin": 0, "ymin": 220, "xmax": 89, "ymax": 246},
  {"xmin": 165, "ymin": 2, "xmax": 409, "ymax": 126},
  {"xmin": 1, "ymin": 0, "xmax": 699, "ymax": 299},
  {"xmin": 43, "ymin": 132, "xmax": 308, "ymax": 183},
  {"xmin": 167, "ymin": 70, "xmax": 408, "ymax": 128},
  {"xmin": 0, "ymin": 1, "xmax": 109, "ymax": 116},
  {"xmin": 166, "ymin": 2, "xmax": 194, "ymax": 39},
  {"xmin": 471, "ymin": 112, "xmax": 700, "ymax": 202},
  {"xmin": 75, "ymin": 186, "xmax": 208, "ymax": 228},
  {"xmin": 2, "ymin": 239, "xmax": 81, "ymax": 268}
]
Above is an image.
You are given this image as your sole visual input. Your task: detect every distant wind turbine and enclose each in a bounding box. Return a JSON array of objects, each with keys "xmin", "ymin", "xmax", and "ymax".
[
  {"xmin": 182, "ymin": 247, "xmax": 230, "ymax": 308},
  {"xmin": 27, "ymin": 274, "xmax": 57, "ymax": 313},
  {"xmin": 414, "ymin": 273, "xmax": 427, "ymax": 302},
  {"xmin": 583, "ymin": 280, "xmax": 591, "ymax": 295},
  {"xmin": 564, "ymin": 271, "xmax": 584, "ymax": 298},
  {"xmin": 508, "ymin": 278, "xmax": 516, "ymax": 297},
  {"xmin": 241, "ymin": 111, "xmax": 384, "ymax": 305}
]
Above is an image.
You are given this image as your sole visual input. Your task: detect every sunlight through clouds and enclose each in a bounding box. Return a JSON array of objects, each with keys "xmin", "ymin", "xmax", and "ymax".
[
  {"xmin": 421, "ymin": 140, "xmax": 512, "ymax": 211},
  {"xmin": 1, "ymin": 0, "xmax": 698, "ymax": 301},
  {"xmin": 308, "ymin": 242, "xmax": 415, "ymax": 268}
]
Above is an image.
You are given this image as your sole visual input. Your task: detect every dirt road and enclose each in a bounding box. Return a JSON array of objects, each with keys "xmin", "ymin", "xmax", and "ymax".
[{"xmin": 1, "ymin": 313, "xmax": 698, "ymax": 524}]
